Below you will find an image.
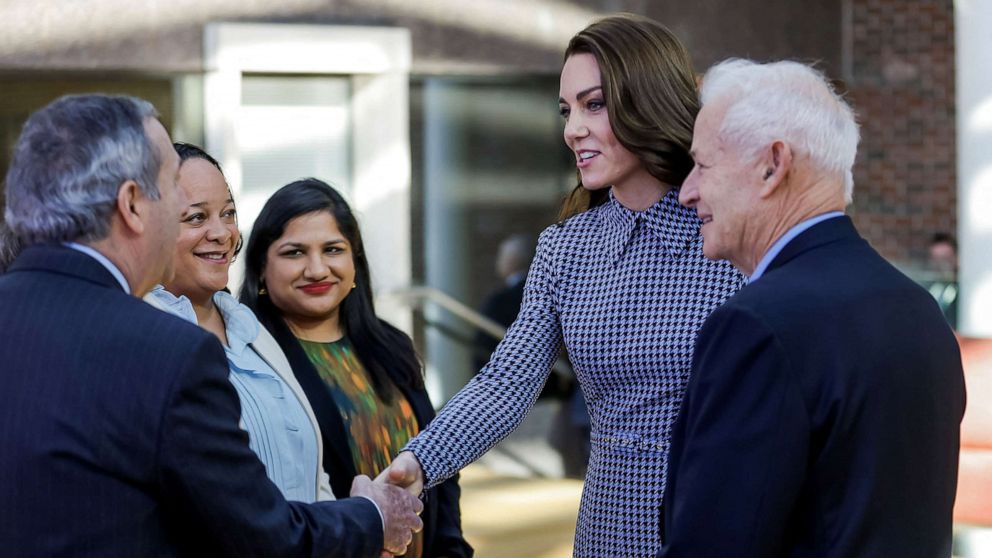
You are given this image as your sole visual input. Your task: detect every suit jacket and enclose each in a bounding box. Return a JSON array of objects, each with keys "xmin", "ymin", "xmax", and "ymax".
[
  {"xmin": 144, "ymin": 288, "xmax": 335, "ymax": 502},
  {"xmin": 0, "ymin": 245, "xmax": 381, "ymax": 557},
  {"xmin": 659, "ymin": 217, "xmax": 966, "ymax": 557},
  {"xmin": 256, "ymin": 306, "xmax": 474, "ymax": 558}
]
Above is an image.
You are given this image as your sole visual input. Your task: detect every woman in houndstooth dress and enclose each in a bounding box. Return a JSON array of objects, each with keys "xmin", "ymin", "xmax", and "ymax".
[{"xmin": 400, "ymin": 14, "xmax": 745, "ymax": 557}]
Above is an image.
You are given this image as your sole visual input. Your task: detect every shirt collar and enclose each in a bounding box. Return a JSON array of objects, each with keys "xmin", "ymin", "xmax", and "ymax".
[
  {"xmin": 144, "ymin": 287, "xmax": 260, "ymax": 355},
  {"xmin": 212, "ymin": 290, "xmax": 260, "ymax": 355},
  {"xmin": 146, "ymin": 285, "xmax": 196, "ymax": 319},
  {"xmin": 64, "ymin": 242, "xmax": 130, "ymax": 294},
  {"xmin": 601, "ymin": 188, "xmax": 700, "ymax": 265},
  {"xmin": 748, "ymin": 211, "xmax": 845, "ymax": 283}
]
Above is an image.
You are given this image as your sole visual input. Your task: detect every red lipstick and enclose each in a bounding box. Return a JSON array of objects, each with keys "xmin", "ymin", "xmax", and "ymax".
[{"xmin": 300, "ymin": 282, "xmax": 333, "ymax": 294}]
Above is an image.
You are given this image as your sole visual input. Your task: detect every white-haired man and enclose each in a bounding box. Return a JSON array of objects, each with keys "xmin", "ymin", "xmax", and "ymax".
[
  {"xmin": 658, "ymin": 60, "xmax": 965, "ymax": 557},
  {"xmin": 0, "ymin": 94, "xmax": 422, "ymax": 557}
]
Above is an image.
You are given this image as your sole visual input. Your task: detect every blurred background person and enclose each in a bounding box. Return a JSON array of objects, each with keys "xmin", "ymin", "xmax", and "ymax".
[
  {"xmin": 146, "ymin": 143, "xmax": 334, "ymax": 503},
  {"xmin": 474, "ymin": 234, "xmax": 568, "ymax": 400},
  {"xmin": 929, "ymin": 232, "xmax": 959, "ymax": 277},
  {"xmin": 241, "ymin": 178, "xmax": 472, "ymax": 558},
  {"xmin": 387, "ymin": 14, "xmax": 744, "ymax": 557},
  {"xmin": 473, "ymin": 233, "xmax": 532, "ymax": 374},
  {"xmin": 924, "ymin": 231, "xmax": 958, "ymax": 328},
  {"xmin": 474, "ymin": 233, "xmax": 589, "ymax": 478}
]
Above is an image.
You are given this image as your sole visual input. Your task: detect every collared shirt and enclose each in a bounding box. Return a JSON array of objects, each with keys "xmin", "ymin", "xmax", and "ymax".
[
  {"xmin": 64, "ymin": 242, "xmax": 130, "ymax": 293},
  {"xmin": 145, "ymin": 286, "xmax": 320, "ymax": 503},
  {"xmin": 748, "ymin": 211, "xmax": 845, "ymax": 283}
]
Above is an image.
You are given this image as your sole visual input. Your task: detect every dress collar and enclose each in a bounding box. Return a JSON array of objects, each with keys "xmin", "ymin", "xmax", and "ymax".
[{"xmin": 600, "ymin": 188, "xmax": 700, "ymax": 265}]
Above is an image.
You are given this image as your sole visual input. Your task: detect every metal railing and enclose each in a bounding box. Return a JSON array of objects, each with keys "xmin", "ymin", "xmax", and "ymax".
[{"xmin": 386, "ymin": 285, "xmax": 573, "ymax": 381}]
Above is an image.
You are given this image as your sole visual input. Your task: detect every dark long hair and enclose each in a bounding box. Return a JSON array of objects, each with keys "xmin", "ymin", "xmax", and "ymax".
[
  {"xmin": 558, "ymin": 13, "xmax": 699, "ymax": 220},
  {"xmin": 239, "ymin": 178, "xmax": 423, "ymax": 399}
]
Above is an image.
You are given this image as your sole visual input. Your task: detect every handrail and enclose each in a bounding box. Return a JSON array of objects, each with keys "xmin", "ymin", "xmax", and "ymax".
[
  {"xmin": 390, "ymin": 286, "xmax": 508, "ymax": 340},
  {"xmin": 385, "ymin": 285, "xmax": 574, "ymax": 380}
]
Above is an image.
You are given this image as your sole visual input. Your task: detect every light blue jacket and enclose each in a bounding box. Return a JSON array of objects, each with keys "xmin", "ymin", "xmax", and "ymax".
[{"xmin": 145, "ymin": 286, "xmax": 334, "ymax": 502}]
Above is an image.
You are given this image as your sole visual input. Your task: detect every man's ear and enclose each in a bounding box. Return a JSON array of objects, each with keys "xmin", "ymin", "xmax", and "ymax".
[
  {"xmin": 115, "ymin": 180, "xmax": 145, "ymax": 235},
  {"xmin": 758, "ymin": 140, "xmax": 792, "ymax": 198}
]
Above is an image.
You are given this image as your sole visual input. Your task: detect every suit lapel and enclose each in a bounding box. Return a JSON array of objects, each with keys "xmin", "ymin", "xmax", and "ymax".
[
  {"xmin": 763, "ymin": 216, "xmax": 862, "ymax": 277},
  {"xmin": 8, "ymin": 244, "xmax": 126, "ymax": 292}
]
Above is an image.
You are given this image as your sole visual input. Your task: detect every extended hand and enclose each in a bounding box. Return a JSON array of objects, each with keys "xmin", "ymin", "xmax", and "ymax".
[
  {"xmin": 375, "ymin": 451, "xmax": 425, "ymax": 497},
  {"xmin": 350, "ymin": 475, "xmax": 423, "ymax": 556}
]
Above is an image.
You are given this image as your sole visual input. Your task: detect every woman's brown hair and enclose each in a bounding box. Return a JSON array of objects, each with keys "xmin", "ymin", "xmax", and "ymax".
[{"xmin": 558, "ymin": 13, "xmax": 700, "ymax": 221}]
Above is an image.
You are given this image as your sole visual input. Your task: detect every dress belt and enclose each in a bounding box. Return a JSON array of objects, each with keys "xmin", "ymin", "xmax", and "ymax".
[{"xmin": 591, "ymin": 434, "xmax": 667, "ymax": 453}]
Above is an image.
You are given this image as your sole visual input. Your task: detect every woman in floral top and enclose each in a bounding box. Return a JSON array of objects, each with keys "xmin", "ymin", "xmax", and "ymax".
[{"xmin": 241, "ymin": 178, "xmax": 472, "ymax": 558}]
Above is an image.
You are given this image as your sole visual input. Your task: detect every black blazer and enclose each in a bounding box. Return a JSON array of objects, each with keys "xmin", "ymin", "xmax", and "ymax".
[
  {"xmin": 256, "ymin": 307, "xmax": 473, "ymax": 558},
  {"xmin": 0, "ymin": 245, "xmax": 382, "ymax": 557},
  {"xmin": 659, "ymin": 217, "xmax": 965, "ymax": 557}
]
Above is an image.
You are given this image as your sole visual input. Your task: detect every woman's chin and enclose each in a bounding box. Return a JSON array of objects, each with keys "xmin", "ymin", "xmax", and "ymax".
[{"xmin": 581, "ymin": 182, "xmax": 610, "ymax": 191}]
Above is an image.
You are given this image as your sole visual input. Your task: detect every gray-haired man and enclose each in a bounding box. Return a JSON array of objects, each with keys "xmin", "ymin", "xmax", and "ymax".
[
  {"xmin": 659, "ymin": 60, "xmax": 964, "ymax": 557},
  {"xmin": 0, "ymin": 94, "xmax": 422, "ymax": 557}
]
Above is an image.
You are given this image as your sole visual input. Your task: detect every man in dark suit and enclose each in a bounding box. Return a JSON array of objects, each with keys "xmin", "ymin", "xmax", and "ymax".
[
  {"xmin": 658, "ymin": 60, "xmax": 965, "ymax": 557},
  {"xmin": 0, "ymin": 94, "xmax": 422, "ymax": 557},
  {"xmin": 473, "ymin": 234, "xmax": 530, "ymax": 372}
]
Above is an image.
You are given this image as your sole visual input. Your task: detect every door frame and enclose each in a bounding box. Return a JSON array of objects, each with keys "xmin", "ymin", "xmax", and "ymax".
[{"xmin": 203, "ymin": 22, "xmax": 412, "ymax": 330}]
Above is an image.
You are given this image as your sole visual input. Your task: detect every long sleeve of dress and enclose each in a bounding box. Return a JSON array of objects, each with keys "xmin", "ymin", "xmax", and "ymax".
[{"xmin": 404, "ymin": 226, "xmax": 564, "ymax": 488}]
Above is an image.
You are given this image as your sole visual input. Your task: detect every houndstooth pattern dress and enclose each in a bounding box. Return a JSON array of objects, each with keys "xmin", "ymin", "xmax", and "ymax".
[{"xmin": 405, "ymin": 189, "xmax": 745, "ymax": 557}]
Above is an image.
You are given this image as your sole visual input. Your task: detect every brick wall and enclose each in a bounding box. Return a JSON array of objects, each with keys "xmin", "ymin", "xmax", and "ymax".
[{"xmin": 847, "ymin": 0, "xmax": 956, "ymax": 267}]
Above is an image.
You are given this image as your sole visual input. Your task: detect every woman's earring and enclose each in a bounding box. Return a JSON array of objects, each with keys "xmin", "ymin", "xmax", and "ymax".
[
  {"xmin": 259, "ymin": 285, "xmax": 268, "ymax": 295},
  {"xmin": 351, "ymin": 283, "xmax": 357, "ymax": 290}
]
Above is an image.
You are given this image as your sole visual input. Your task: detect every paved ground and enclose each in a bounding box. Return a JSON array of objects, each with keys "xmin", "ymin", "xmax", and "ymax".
[
  {"xmin": 457, "ymin": 462, "xmax": 982, "ymax": 558},
  {"xmin": 459, "ymin": 464, "xmax": 583, "ymax": 558}
]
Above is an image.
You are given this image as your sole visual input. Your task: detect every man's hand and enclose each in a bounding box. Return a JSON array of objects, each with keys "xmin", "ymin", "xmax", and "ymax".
[
  {"xmin": 350, "ymin": 475, "xmax": 423, "ymax": 556},
  {"xmin": 375, "ymin": 451, "xmax": 425, "ymax": 497}
]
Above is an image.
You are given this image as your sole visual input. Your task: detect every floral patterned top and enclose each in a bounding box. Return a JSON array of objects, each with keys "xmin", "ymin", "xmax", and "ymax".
[{"xmin": 299, "ymin": 337, "xmax": 423, "ymax": 557}]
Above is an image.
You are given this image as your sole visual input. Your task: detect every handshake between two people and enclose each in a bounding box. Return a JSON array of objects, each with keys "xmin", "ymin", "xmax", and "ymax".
[{"xmin": 350, "ymin": 451, "xmax": 427, "ymax": 557}]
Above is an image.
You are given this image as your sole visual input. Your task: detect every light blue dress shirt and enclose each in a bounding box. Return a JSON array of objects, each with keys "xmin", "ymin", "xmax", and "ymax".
[
  {"xmin": 748, "ymin": 211, "xmax": 845, "ymax": 283},
  {"xmin": 146, "ymin": 287, "xmax": 320, "ymax": 502}
]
